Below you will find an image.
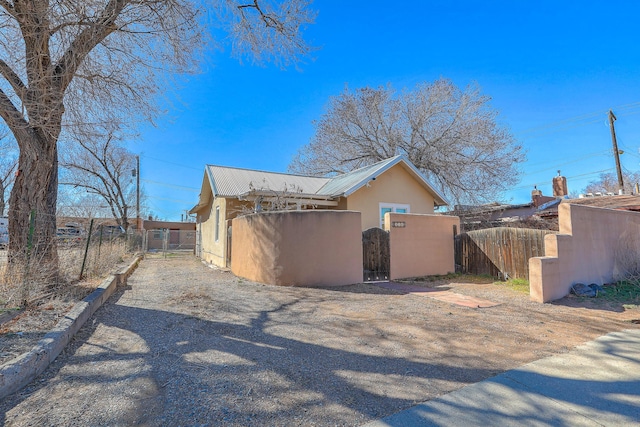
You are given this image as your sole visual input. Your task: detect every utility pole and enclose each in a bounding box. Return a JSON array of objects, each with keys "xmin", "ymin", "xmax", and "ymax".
[
  {"xmin": 608, "ymin": 110, "xmax": 624, "ymax": 195},
  {"xmin": 136, "ymin": 155, "xmax": 141, "ymax": 228}
]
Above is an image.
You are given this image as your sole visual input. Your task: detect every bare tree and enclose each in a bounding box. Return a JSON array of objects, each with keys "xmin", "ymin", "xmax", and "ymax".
[
  {"xmin": 0, "ymin": 0, "xmax": 315, "ymax": 277},
  {"xmin": 290, "ymin": 79, "xmax": 526, "ymax": 205},
  {"xmin": 57, "ymin": 189, "xmax": 111, "ymax": 220},
  {"xmin": 60, "ymin": 132, "xmax": 138, "ymax": 230},
  {"xmin": 0, "ymin": 128, "xmax": 17, "ymax": 216},
  {"xmin": 583, "ymin": 171, "xmax": 640, "ymax": 195}
]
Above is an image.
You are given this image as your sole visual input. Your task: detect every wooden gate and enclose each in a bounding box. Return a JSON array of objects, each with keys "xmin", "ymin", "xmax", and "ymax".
[{"xmin": 362, "ymin": 227, "xmax": 390, "ymax": 281}]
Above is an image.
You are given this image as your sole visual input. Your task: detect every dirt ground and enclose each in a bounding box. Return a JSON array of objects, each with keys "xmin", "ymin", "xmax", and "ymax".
[{"xmin": 0, "ymin": 254, "xmax": 638, "ymax": 426}]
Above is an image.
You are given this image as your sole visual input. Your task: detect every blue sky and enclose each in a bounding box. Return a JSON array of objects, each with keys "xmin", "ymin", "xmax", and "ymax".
[{"xmin": 134, "ymin": 0, "xmax": 640, "ymax": 221}]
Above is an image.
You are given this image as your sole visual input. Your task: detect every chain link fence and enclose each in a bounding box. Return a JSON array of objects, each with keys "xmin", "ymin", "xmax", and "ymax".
[
  {"xmin": 0, "ymin": 210, "xmax": 143, "ymax": 308},
  {"xmin": 142, "ymin": 228, "xmax": 196, "ymax": 256}
]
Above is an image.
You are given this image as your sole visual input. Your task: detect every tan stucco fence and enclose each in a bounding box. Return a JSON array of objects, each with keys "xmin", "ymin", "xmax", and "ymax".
[
  {"xmin": 231, "ymin": 210, "xmax": 363, "ymax": 286},
  {"xmin": 231, "ymin": 210, "xmax": 459, "ymax": 287},
  {"xmin": 530, "ymin": 203, "xmax": 640, "ymax": 302},
  {"xmin": 385, "ymin": 212, "xmax": 459, "ymax": 280}
]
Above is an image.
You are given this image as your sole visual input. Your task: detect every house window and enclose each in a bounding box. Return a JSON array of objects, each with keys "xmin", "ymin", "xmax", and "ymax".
[
  {"xmin": 215, "ymin": 206, "xmax": 220, "ymax": 242},
  {"xmin": 153, "ymin": 230, "xmax": 161, "ymax": 240},
  {"xmin": 379, "ymin": 203, "xmax": 410, "ymax": 228}
]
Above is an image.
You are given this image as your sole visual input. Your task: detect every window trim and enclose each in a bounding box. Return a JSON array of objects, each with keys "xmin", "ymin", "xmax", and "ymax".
[{"xmin": 379, "ymin": 203, "xmax": 410, "ymax": 228}]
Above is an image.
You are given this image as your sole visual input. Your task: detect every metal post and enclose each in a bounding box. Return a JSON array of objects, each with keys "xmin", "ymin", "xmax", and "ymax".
[
  {"xmin": 79, "ymin": 218, "xmax": 94, "ymax": 280},
  {"xmin": 97, "ymin": 224, "xmax": 104, "ymax": 257},
  {"xmin": 163, "ymin": 228, "xmax": 168, "ymax": 258}
]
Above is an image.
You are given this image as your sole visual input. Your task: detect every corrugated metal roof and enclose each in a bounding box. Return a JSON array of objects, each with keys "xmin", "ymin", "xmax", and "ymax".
[
  {"xmin": 199, "ymin": 155, "xmax": 449, "ymax": 207},
  {"xmin": 316, "ymin": 156, "xmax": 402, "ymax": 197},
  {"xmin": 206, "ymin": 165, "xmax": 330, "ymax": 197},
  {"xmin": 317, "ymin": 155, "xmax": 449, "ymax": 206}
]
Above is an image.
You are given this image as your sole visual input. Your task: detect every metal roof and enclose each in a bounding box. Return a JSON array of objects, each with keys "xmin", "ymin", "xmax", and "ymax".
[
  {"xmin": 206, "ymin": 165, "xmax": 330, "ymax": 197},
  {"xmin": 316, "ymin": 156, "xmax": 402, "ymax": 197},
  {"xmin": 317, "ymin": 155, "xmax": 449, "ymax": 206},
  {"xmin": 195, "ymin": 155, "xmax": 449, "ymax": 208}
]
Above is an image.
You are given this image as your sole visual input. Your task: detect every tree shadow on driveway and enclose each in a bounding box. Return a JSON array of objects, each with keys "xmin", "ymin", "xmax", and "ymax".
[
  {"xmin": 1, "ymin": 275, "xmax": 638, "ymax": 426},
  {"xmin": 0, "ymin": 290, "xmax": 499, "ymax": 426}
]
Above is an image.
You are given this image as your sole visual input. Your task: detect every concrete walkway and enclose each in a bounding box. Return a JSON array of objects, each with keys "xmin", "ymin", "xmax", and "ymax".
[{"xmin": 364, "ymin": 329, "xmax": 640, "ymax": 426}]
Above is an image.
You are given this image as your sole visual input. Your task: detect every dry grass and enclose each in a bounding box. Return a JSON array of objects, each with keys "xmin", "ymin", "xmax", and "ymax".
[
  {"xmin": 0, "ymin": 240, "xmax": 135, "ymax": 365},
  {"xmin": 0, "ymin": 239, "xmax": 130, "ymax": 309},
  {"xmin": 614, "ymin": 231, "xmax": 640, "ymax": 289}
]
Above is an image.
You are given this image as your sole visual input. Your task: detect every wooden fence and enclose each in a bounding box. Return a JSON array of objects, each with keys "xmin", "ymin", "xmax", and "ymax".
[{"xmin": 454, "ymin": 227, "xmax": 555, "ymax": 280}]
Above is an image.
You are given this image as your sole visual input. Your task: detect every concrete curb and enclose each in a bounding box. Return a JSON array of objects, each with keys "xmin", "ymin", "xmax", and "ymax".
[{"xmin": 0, "ymin": 254, "xmax": 143, "ymax": 400}]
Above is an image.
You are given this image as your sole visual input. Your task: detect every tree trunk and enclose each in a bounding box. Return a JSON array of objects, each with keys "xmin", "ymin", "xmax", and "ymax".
[{"xmin": 7, "ymin": 132, "xmax": 60, "ymax": 284}]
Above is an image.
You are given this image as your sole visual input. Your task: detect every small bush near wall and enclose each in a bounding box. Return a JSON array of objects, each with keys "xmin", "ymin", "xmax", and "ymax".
[{"xmin": 614, "ymin": 231, "xmax": 640, "ymax": 287}]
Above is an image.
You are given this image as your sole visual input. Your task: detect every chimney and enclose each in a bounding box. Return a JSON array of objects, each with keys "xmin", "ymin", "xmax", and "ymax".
[
  {"xmin": 531, "ymin": 185, "xmax": 542, "ymax": 198},
  {"xmin": 553, "ymin": 170, "xmax": 568, "ymax": 197},
  {"xmin": 531, "ymin": 185, "xmax": 544, "ymax": 207}
]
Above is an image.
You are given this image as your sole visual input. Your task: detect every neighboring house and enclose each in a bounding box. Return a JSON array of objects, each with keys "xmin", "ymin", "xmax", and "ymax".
[
  {"xmin": 452, "ymin": 198, "xmax": 563, "ymax": 231},
  {"xmin": 190, "ymin": 155, "xmax": 448, "ymax": 268},
  {"xmin": 451, "ymin": 174, "xmax": 570, "ymax": 231},
  {"xmin": 567, "ymin": 193, "xmax": 640, "ymax": 210},
  {"xmin": 142, "ymin": 219, "xmax": 196, "ymax": 250}
]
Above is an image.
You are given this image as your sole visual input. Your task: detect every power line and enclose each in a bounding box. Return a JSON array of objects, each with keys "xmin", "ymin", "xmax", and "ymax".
[
  {"xmin": 139, "ymin": 154, "xmax": 203, "ymax": 171},
  {"xmin": 146, "ymin": 195, "xmax": 196, "ymax": 204},
  {"xmin": 518, "ymin": 101, "xmax": 640, "ymax": 138},
  {"xmin": 512, "ymin": 168, "xmax": 614, "ymax": 191},
  {"xmin": 521, "ymin": 150, "xmax": 609, "ymax": 172},
  {"xmin": 141, "ymin": 178, "xmax": 199, "ymax": 192}
]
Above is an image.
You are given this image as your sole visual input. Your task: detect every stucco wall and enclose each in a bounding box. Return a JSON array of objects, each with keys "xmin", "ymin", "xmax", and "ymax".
[
  {"xmin": 529, "ymin": 203, "xmax": 640, "ymax": 302},
  {"xmin": 231, "ymin": 210, "xmax": 363, "ymax": 287},
  {"xmin": 346, "ymin": 163, "xmax": 435, "ymax": 230},
  {"xmin": 197, "ymin": 196, "xmax": 227, "ymax": 267},
  {"xmin": 386, "ymin": 213, "xmax": 459, "ymax": 279}
]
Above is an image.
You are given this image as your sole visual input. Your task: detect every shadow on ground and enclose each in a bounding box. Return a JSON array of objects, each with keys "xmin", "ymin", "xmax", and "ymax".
[
  {"xmin": 1, "ymin": 268, "xmax": 638, "ymax": 426},
  {"xmin": 0, "ymin": 290, "xmax": 502, "ymax": 426}
]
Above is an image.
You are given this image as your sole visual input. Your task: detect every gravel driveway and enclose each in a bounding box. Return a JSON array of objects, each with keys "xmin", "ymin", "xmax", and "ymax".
[{"xmin": 0, "ymin": 254, "xmax": 637, "ymax": 426}]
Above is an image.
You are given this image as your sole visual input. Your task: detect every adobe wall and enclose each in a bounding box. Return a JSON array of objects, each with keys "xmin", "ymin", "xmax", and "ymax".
[
  {"xmin": 529, "ymin": 203, "xmax": 640, "ymax": 302},
  {"xmin": 231, "ymin": 210, "xmax": 363, "ymax": 287},
  {"xmin": 386, "ymin": 213, "xmax": 459, "ymax": 280}
]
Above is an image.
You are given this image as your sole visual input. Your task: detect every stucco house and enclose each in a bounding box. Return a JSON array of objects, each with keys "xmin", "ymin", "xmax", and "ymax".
[{"xmin": 189, "ymin": 155, "xmax": 448, "ymax": 268}]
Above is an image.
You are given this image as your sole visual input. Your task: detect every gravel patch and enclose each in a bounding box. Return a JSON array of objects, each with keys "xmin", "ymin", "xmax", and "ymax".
[{"xmin": 0, "ymin": 254, "xmax": 637, "ymax": 426}]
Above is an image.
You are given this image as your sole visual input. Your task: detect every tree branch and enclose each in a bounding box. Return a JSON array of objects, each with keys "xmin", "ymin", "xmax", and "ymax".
[
  {"xmin": 0, "ymin": 59, "xmax": 26, "ymax": 103},
  {"xmin": 54, "ymin": 0, "xmax": 129, "ymax": 91},
  {"xmin": 0, "ymin": 87, "xmax": 28, "ymax": 137},
  {"xmin": 0, "ymin": 0, "xmax": 16, "ymax": 18}
]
